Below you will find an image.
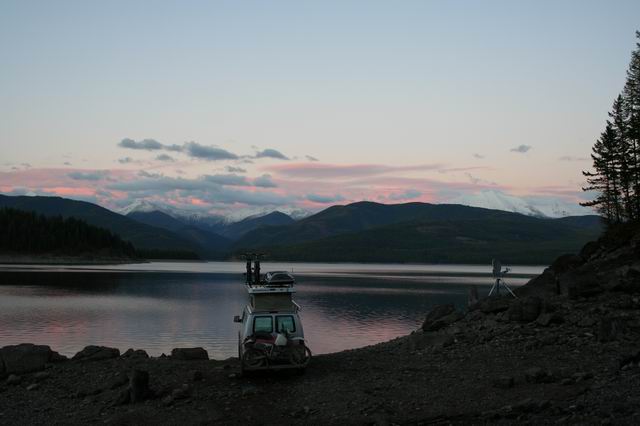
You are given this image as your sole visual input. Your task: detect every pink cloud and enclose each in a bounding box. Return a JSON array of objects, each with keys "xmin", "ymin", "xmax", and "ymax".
[{"xmin": 42, "ymin": 187, "xmax": 97, "ymax": 197}]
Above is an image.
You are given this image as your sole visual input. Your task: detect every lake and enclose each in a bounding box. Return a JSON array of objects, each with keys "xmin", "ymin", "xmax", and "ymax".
[{"xmin": 0, "ymin": 261, "xmax": 544, "ymax": 359}]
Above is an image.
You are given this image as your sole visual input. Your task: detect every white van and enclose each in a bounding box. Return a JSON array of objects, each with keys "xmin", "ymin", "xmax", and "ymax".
[{"xmin": 234, "ymin": 267, "xmax": 311, "ymax": 373}]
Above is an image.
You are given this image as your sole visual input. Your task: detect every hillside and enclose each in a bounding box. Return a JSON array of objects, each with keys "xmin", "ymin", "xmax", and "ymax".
[
  {"xmin": 126, "ymin": 210, "xmax": 232, "ymax": 257},
  {"xmin": 233, "ymin": 201, "xmax": 602, "ymax": 263},
  {"xmin": 0, "ymin": 207, "xmax": 137, "ymax": 260},
  {"xmin": 234, "ymin": 201, "xmax": 512, "ymax": 248},
  {"xmin": 0, "ymin": 195, "xmax": 200, "ymax": 258},
  {"xmin": 218, "ymin": 211, "xmax": 294, "ymax": 240}
]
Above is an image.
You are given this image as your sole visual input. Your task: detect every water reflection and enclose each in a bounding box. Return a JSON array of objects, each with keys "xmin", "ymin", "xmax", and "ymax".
[{"xmin": 0, "ymin": 262, "xmax": 542, "ymax": 358}]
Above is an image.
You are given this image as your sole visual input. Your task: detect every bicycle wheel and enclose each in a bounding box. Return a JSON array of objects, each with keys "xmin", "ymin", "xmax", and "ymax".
[
  {"xmin": 242, "ymin": 347, "xmax": 268, "ymax": 369},
  {"xmin": 289, "ymin": 345, "xmax": 312, "ymax": 366}
]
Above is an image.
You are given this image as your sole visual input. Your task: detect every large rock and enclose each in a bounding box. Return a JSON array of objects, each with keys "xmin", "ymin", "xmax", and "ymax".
[
  {"xmin": 598, "ymin": 317, "xmax": 623, "ymax": 343},
  {"xmin": 507, "ymin": 297, "xmax": 542, "ymax": 323},
  {"xmin": 72, "ymin": 345, "xmax": 120, "ymax": 361},
  {"xmin": 121, "ymin": 349, "xmax": 149, "ymax": 359},
  {"xmin": 536, "ymin": 312, "xmax": 563, "ymax": 327},
  {"xmin": 564, "ymin": 266, "xmax": 603, "ymax": 298},
  {"xmin": 171, "ymin": 347, "xmax": 209, "ymax": 360},
  {"xmin": 423, "ymin": 311, "xmax": 464, "ymax": 332},
  {"xmin": 406, "ymin": 332, "xmax": 455, "ymax": 351},
  {"xmin": 0, "ymin": 344, "xmax": 56, "ymax": 376},
  {"xmin": 129, "ymin": 369, "xmax": 150, "ymax": 403},
  {"xmin": 478, "ymin": 297, "xmax": 512, "ymax": 314},
  {"xmin": 421, "ymin": 304, "xmax": 457, "ymax": 331}
]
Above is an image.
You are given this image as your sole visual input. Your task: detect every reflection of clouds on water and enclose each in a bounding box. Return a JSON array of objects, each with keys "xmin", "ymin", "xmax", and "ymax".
[{"xmin": 0, "ymin": 264, "xmax": 538, "ymax": 358}]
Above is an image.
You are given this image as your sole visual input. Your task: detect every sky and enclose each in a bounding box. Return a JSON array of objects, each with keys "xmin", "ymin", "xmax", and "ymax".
[{"xmin": 1, "ymin": 1, "xmax": 640, "ymax": 219}]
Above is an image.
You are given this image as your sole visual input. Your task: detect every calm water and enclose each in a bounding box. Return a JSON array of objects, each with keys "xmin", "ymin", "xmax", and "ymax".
[{"xmin": 0, "ymin": 262, "xmax": 544, "ymax": 359}]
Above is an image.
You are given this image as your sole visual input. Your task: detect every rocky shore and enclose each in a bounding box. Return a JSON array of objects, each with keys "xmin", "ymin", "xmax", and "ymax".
[{"xmin": 1, "ymin": 223, "xmax": 640, "ymax": 425}]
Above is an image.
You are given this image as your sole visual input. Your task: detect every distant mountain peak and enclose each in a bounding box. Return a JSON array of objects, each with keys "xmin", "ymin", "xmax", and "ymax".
[
  {"xmin": 119, "ymin": 200, "xmax": 164, "ymax": 215},
  {"xmin": 450, "ymin": 190, "xmax": 591, "ymax": 218}
]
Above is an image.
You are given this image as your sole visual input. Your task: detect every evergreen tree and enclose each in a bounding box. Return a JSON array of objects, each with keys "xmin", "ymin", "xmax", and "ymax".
[
  {"xmin": 622, "ymin": 31, "xmax": 640, "ymax": 217},
  {"xmin": 581, "ymin": 122, "xmax": 622, "ymax": 223},
  {"xmin": 610, "ymin": 95, "xmax": 633, "ymax": 220},
  {"xmin": 583, "ymin": 31, "xmax": 640, "ymax": 224}
]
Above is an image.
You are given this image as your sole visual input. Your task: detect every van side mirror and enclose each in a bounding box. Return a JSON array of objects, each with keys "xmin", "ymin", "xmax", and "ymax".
[{"xmin": 233, "ymin": 315, "xmax": 241, "ymax": 323}]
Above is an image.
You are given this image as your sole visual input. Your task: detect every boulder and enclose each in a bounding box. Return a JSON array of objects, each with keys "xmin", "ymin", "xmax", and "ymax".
[
  {"xmin": 121, "ymin": 349, "xmax": 149, "ymax": 359},
  {"xmin": 422, "ymin": 308, "xmax": 463, "ymax": 332},
  {"xmin": 493, "ymin": 376, "xmax": 514, "ymax": 389},
  {"xmin": 536, "ymin": 312, "xmax": 563, "ymax": 327},
  {"xmin": 479, "ymin": 297, "xmax": 512, "ymax": 314},
  {"xmin": 171, "ymin": 347, "xmax": 209, "ymax": 361},
  {"xmin": 171, "ymin": 384, "xmax": 190, "ymax": 400},
  {"xmin": 113, "ymin": 370, "xmax": 151, "ymax": 405},
  {"xmin": 0, "ymin": 344, "xmax": 54, "ymax": 375},
  {"xmin": 516, "ymin": 269, "xmax": 557, "ymax": 297},
  {"xmin": 407, "ymin": 332, "xmax": 455, "ymax": 351},
  {"xmin": 525, "ymin": 367, "xmax": 553, "ymax": 384},
  {"xmin": 191, "ymin": 370, "xmax": 203, "ymax": 382},
  {"xmin": 33, "ymin": 371, "xmax": 51, "ymax": 382},
  {"xmin": 598, "ymin": 317, "xmax": 623, "ymax": 343},
  {"xmin": 507, "ymin": 297, "xmax": 542, "ymax": 322},
  {"xmin": 72, "ymin": 345, "xmax": 120, "ymax": 361},
  {"xmin": 421, "ymin": 304, "xmax": 455, "ymax": 331},
  {"xmin": 564, "ymin": 266, "xmax": 603, "ymax": 299},
  {"xmin": 129, "ymin": 370, "xmax": 150, "ymax": 403},
  {"xmin": 5, "ymin": 374, "xmax": 21, "ymax": 385}
]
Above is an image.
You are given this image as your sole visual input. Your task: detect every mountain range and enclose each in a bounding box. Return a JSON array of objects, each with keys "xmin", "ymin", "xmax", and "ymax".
[
  {"xmin": 231, "ymin": 202, "xmax": 602, "ymax": 264},
  {"xmin": 0, "ymin": 194, "xmax": 603, "ymax": 264}
]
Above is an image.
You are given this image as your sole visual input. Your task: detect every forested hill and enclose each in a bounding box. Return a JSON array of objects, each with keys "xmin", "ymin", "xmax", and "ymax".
[
  {"xmin": 233, "ymin": 202, "xmax": 603, "ymax": 264},
  {"xmin": 0, "ymin": 208, "xmax": 137, "ymax": 259},
  {"xmin": 0, "ymin": 195, "xmax": 201, "ymax": 258}
]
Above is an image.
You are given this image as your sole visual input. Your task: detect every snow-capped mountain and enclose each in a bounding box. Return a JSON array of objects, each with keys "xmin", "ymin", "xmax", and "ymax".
[
  {"xmin": 118, "ymin": 199, "xmax": 161, "ymax": 215},
  {"xmin": 450, "ymin": 190, "xmax": 593, "ymax": 218}
]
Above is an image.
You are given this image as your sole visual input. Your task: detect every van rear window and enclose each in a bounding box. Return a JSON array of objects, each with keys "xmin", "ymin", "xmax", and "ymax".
[
  {"xmin": 253, "ymin": 316, "xmax": 273, "ymax": 333},
  {"xmin": 276, "ymin": 315, "xmax": 296, "ymax": 333}
]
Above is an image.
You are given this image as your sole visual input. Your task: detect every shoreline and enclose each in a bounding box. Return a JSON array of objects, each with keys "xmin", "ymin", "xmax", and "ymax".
[
  {"xmin": 1, "ymin": 289, "xmax": 638, "ymax": 424},
  {"xmin": 0, "ymin": 255, "xmax": 147, "ymax": 266}
]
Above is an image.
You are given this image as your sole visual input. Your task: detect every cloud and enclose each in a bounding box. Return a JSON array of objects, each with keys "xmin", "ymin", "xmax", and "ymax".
[
  {"xmin": 182, "ymin": 142, "xmax": 239, "ymax": 161},
  {"xmin": 267, "ymin": 163, "xmax": 444, "ymax": 180},
  {"xmin": 559, "ymin": 156, "xmax": 589, "ymax": 162},
  {"xmin": 305, "ymin": 155, "xmax": 319, "ymax": 162},
  {"xmin": 255, "ymin": 148, "xmax": 289, "ymax": 160},
  {"xmin": 203, "ymin": 174, "xmax": 250, "ymax": 186},
  {"xmin": 63, "ymin": 162, "xmax": 72, "ymax": 166},
  {"xmin": 117, "ymin": 139, "xmax": 239, "ymax": 161},
  {"xmin": 472, "ymin": 153, "xmax": 484, "ymax": 159},
  {"xmin": 226, "ymin": 166, "xmax": 247, "ymax": 173},
  {"xmin": 119, "ymin": 138, "xmax": 164, "ymax": 151},
  {"xmin": 109, "ymin": 175, "xmax": 292, "ymax": 206},
  {"xmin": 118, "ymin": 157, "xmax": 135, "ymax": 164},
  {"xmin": 155, "ymin": 154, "xmax": 175, "ymax": 162},
  {"xmin": 253, "ymin": 174, "xmax": 277, "ymax": 188},
  {"xmin": 388, "ymin": 189, "xmax": 422, "ymax": 201},
  {"xmin": 67, "ymin": 171, "xmax": 109, "ymax": 181},
  {"xmin": 137, "ymin": 170, "xmax": 163, "ymax": 179},
  {"xmin": 306, "ymin": 193, "xmax": 345, "ymax": 203},
  {"xmin": 510, "ymin": 144, "xmax": 532, "ymax": 153}
]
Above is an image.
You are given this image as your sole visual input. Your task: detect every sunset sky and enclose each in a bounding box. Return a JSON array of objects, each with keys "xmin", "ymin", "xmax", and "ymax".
[{"xmin": 2, "ymin": 1, "xmax": 640, "ymax": 218}]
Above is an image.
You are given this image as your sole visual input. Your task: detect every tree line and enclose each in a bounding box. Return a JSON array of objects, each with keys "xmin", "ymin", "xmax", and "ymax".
[
  {"xmin": 582, "ymin": 32, "xmax": 640, "ymax": 224},
  {"xmin": 0, "ymin": 207, "xmax": 137, "ymax": 258}
]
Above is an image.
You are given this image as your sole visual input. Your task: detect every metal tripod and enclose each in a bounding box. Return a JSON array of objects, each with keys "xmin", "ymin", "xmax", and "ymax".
[
  {"xmin": 488, "ymin": 276, "xmax": 517, "ymax": 298},
  {"xmin": 489, "ymin": 259, "xmax": 517, "ymax": 298}
]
